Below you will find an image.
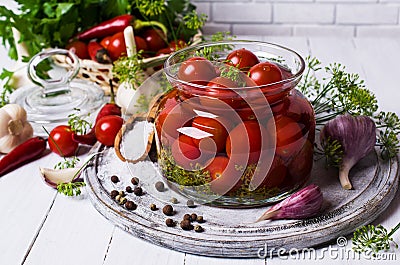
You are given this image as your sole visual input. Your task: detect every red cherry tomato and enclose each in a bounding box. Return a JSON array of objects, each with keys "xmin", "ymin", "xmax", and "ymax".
[
  {"xmin": 171, "ymin": 134, "xmax": 201, "ymax": 169},
  {"xmin": 134, "ymin": 36, "xmax": 148, "ymax": 52},
  {"xmin": 48, "ymin": 125, "xmax": 79, "ymax": 157},
  {"xmin": 268, "ymin": 116, "xmax": 304, "ymax": 158},
  {"xmin": 192, "ymin": 116, "xmax": 229, "ymax": 153},
  {"xmin": 286, "ymin": 140, "xmax": 313, "ymax": 188},
  {"xmin": 66, "ymin": 40, "xmax": 89, "ymax": 59},
  {"xmin": 226, "ymin": 121, "xmax": 271, "ymax": 165},
  {"xmin": 259, "ymin": 155, "xmax": 287, "ymax": 188},
  {"xmin": 226, "ymin": 48, "xmax": 260, "ymax": 71},
  {"xmin": 95, "ymin": 115, "xmax": 124, "ymax": 147},
  {"xmin": 156, "ymin": 47, "xmax": 174, "ymax": 56},
  {"xmin": 142, "ymin": 28, "xmax": 167, "ymax": 52},
  {"xmin": 178, "ymin": 57, "xmax": 218, "ymax": 83},
  {"xmin": 249, "ymin": 62, "xmax": 283, "ymax": 86},
  {"xmin": 205, "ymin": 156, "xmax": 242, "ymax": 194},
  {"xmin": 107, "ymin": 32, "xmax": 126, "ymax": 61},
  {"xmin": 100, "ymin": 36, "xmax": 111, "ymax": 49}
]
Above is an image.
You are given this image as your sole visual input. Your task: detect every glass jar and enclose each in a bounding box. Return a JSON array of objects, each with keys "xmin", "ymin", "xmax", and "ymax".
[{"xmin": 156, "ymin": 41, "xmax": 314, "ymax": 207}]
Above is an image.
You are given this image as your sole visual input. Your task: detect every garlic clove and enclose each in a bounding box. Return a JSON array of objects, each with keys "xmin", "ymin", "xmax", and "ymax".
[
  {"xmin": 39, "ymin": 167, "xmax": 81, "ymax": 188},
  {"xmin": 256, "ymin": 184, "xmax": 323, "ymax": 222}
]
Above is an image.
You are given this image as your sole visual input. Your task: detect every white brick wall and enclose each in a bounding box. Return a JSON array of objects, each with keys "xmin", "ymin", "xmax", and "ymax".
[{"xmin": 192, "ymin": 0, "xmax": 400, "ymax": 37}]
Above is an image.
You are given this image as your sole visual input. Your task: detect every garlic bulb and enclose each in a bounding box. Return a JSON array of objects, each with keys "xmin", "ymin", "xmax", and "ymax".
[
  {"xmin": 0, "ymin": 104, "xmax": 33, "ymax": 153},
  {"xmin": 320, "ymin": 114, "xmax": 376, "ymax": 190}
]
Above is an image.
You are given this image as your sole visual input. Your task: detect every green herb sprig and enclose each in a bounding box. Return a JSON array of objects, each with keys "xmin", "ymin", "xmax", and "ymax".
[
  {"xmin": 57, "ymin": 182, "xmax": 86, "ymax": 197},
  {"xmin": 113, "ymin": 51, "xmax": 146, "ymax": 88},
  {"xmin": 353, "ymin": 222, "xmax": 400, "ymax": 254},
  {"xmin": 67, "ymin": 108, "xmax": 92, "ymax": 135},
  {"xmin": 301, "ymin": 56, "xmax": 400, "ymax": 159}
]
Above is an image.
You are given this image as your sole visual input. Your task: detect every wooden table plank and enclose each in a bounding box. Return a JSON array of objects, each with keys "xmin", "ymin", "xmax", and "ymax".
[
  {"xmin": 186, "ymin": 254, "xmax": 265, "ymax": 265},
  {"xmin": 22, "ymin": 191, "xmax": 114, "ymax": 265},
  {"xmin": 0, "ymin": 154, "xmax": 58, "ymax": 265},
  {"xmin": 102, "ymin": 227, "xmax": 185, "ymax": 265}
]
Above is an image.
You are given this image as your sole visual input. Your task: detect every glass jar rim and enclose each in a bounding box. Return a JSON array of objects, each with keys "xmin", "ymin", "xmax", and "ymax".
[{"xmin": 164, "ymin": 40, "xmax": 305, "ymax": 91}]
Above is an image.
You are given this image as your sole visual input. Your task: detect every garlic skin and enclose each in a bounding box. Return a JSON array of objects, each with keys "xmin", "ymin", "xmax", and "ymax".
[
  {"xmin": 320, "ymin": 114, "xmax": 376, "ymax": 190},
  {"xmin": 0, "ymin": 104, "xmax": 33, "ymax": 153},
  {"xmin": 257, "ymin": 184, "xmax": 323, "ymax": 222},
  {"xmin": 39, "ymin": 167, "xmax": 81, "ymax": 188}
]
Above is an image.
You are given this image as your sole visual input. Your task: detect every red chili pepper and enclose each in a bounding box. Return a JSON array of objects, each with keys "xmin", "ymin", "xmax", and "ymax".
[
  {"xmin": 76, "ymin": 14, "xmax": 168, "ymax": 41},
  {"xmin": 87, "ymin": 41, "xmax": 112, "ymax": 64},
  {"xmin": 72, "ymin": 82, "xmax": 121, "ymax": 146},
  {"xmin": 0, "ymin": 137, "xmax": 47, "ymax": 177}
]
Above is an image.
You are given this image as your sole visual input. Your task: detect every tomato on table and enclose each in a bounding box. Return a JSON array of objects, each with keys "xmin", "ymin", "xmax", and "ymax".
[
  {"xmin": 100, "ymin": 36, "xmax": 111, "ymax": 49},
  {"xmin": 226, "ymin": 48, "xmax": 260, "ymax": 72},
  {"xmin": 48, "ymin": 125, "xmax": 79, "ymax": 157},
  {"xmin": 66, "ymin": 40, "xmax": 89, "ymax": 59},
  {"xmin": 205, "ymin": 156, "xmax": 242, "ymax": 195},
  {"xmin": 226, "ymin": 121, "xmax": 271, "ymax": 165},
  {"xmin": 142, "ymin": 28, "xmax": 167, "ymax": 52},
  {"xmin": 95, "ymin": 115, "xmax": 124, "ymax": 147},
  {"xmin": 107, "ymin": 32, "xmax": 126, "ymax": 61},
  {"xmin": 178, "ymin": 57, "xmax": 218, "ymax": 83},
  {"xmin": 192, "ymin": 116, "xmax": 229, "ymax": 153},
  {"xmin": 249, "ymin": 62, "xmax": 283, "ymax": 86}
]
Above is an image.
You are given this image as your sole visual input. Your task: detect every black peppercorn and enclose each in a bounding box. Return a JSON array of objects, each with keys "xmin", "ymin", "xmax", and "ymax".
[
  {"xmin": 191, "ymin": 213, "xmax": 197, "ymax": 222},
  {"xmin": 165, "ymin": 218, "xmax": 175, "ymax": 227},
  {"xmin": 133, "ymin": 186, "xmax": 143, "ymax": 196},
  {"xmin": 125, "ymin": 186, "xmax": 133, "ymax": 193},
  {"xmin": 125, "ymin": 201, "xmax": 137, "ymax": 210},
  {"xmin": 196, "ymin": 215, "xmax": 205, "ymax": 223},
  {"xmin": 131, "ymin": 177, "xmax": 139, "ymax": 185},
  {"xmin": 194, "ymin": 225, "xmax": 203, "ymax": 233},
  {"xmin": 155, "ymin": 181, "xmax": 165, "ymax": 192},
  {"xmin": 187, "ymin": 199, "xmax": 195, "ymax": 208},
  {"xmin": 110, "ymin": 190, "xmax": 119, "ymax": 199},
  {"xmin": 180, "ymin": 219, "xmax": 193, "ymax": 230},
  {"xmin": 183, "ymin": 214, "xmax": 191, "ymax": 221},
  {"xmin": 150, "ymin": 203, "xmax": 157, "ymax": 211},
  {"xmin": 163, "ymin": 205, "xmax": 174, "ymax": 216},
  {"xmin": 111, "ymin": 175, "xmax": 119, "ymax": 183}
]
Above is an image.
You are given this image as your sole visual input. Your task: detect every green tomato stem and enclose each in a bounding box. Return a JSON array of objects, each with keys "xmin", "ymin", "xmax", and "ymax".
[{"xmin": 387, "ymin": 221, "xmax": 400, "ymax": 238}]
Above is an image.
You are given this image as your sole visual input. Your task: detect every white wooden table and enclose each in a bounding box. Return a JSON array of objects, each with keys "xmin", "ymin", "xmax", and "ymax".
[{"xmin": 1, "ymin": 37, "xmax": 400, "ymax": 265}]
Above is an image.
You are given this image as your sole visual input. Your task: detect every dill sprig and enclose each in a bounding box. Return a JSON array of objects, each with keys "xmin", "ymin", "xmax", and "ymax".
[
  {"xmin": 315, "ymin": 137, "xmax": 343, "ymax": 167},
  {"xmin": 196, "ymin": 31, "xmax": 236, "ymax": 61},
  {"xmin": 183, "ymin": 10, "xmax": 207, "ymax": 30},
  {"xmin": 353, "ymin": 222, "xmax": 400, "ymax": 254},
  {"xmin": 57, "ymin": 182, "xmax": 86, "ymax": 197},
  {"xmin": 135, "ymin": 0, "xmax": 166, "ymax": 17},
  {"xmin": 67, "ymin": 108, "xmax": 92, "ymax": 135},
  {"xmin": 112, "ymin": 51, "xmax": 146, "ymax": 88},
  {"xmin": 54, "ymin": 156, "xmax": 80, "ymax": 170}
]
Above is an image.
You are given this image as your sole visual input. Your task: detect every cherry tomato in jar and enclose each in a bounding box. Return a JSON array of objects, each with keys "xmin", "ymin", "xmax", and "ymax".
[
  {"xmin": 286, "ymin": 140, "xmax": 313, "ymax": 189},
  {"xmin": 192, "ymin": 116, "xmax": 229, "ymax": 153},
  {"xmin": 268, "ymin": 116, "xmax": 305, "ymax": 159},
  {"xmin": 66, "ymin": 40, "xmax": 90, "ymax": 59},
  {"xmin": 107, "ymin": 32, "xmax": 126, "ymax": 61},
  {"xmin": 226, "ymin": 121, "xmax": 271, "ymax": 165},
  {"xmin": 258, "ymin": 155, "xmax": 287, "ymax": 189},
  {"xmin": 207, "ymin": 76, "xmax": 238, "ymax": 89},
  {"xmin": 171, "ymin": 134, "xmax": 201, "ymax": 169},
  {"xmin": 100, "ymin": 36, "xmax": 112, "ymax": 49},
  {"xmin": 205, "ymin": 156, "xmax": 242, "ymax": 194},
  {"xmin": 178, "ymin": 57, "xmax": 218, "ymax": 83},
  {"xmin": 249, "ymin": 62, "xmax": 283, "ymax": 86},
  {"xmin": 142, "ymin": 28, "xmax": 167, "ymax": 52},
  {"xmin": 48, "ymin": 125, "xmax": 79, "ymax": 157},
  {"xmin": 226, "ymin": 48, "xmax": 260, "ymax": 72},
  {"xmin": 95, "ymin": 115, "xmax": 124, "ymax": 147}
]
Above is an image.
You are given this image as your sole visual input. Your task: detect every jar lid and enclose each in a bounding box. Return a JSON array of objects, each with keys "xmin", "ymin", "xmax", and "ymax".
[{"xmin": 10, "ymin": 49, "xmax": 105, "ymax": 135}]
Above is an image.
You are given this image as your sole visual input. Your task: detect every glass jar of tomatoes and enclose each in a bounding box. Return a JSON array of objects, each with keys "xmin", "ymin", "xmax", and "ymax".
[{"xmin": 156, "ymin": 41, "xmax": 314, "ymax": 207}]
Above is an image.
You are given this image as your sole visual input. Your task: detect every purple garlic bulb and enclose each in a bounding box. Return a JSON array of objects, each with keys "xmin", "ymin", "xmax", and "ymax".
[{"xmin": 320, "ymin": 114, "xmax": 376, "ymax": 190}]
